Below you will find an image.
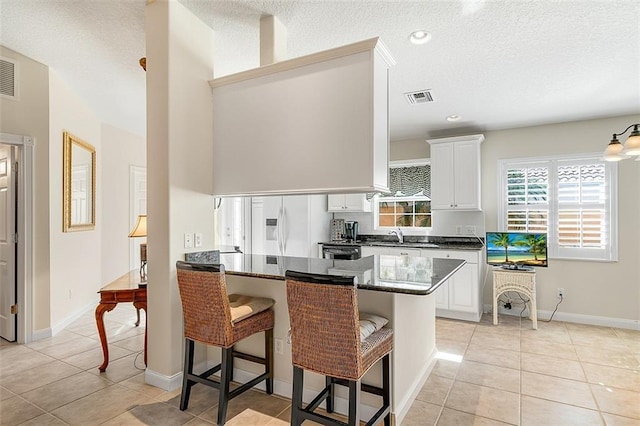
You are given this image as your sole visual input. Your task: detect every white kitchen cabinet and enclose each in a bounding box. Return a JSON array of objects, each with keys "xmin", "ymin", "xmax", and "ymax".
[
  {"xmin": 387, "ymin": 247, "xmax": 421, "ymax": 257},
  {"xmin": 427, "ymin": 134, "xmax": 484, "ymax": 210},
  {"xmin": 327, "ymin": 194, "xmax": 372, "ymax": 212},
  {"xmin": 361, "ymin": 246, "xmax": 421, "ymax": 257},
  {"xmin": 361, "ymin": 246, "xmax": 390, "ymax": 257},
  {"xmin": 422, "ymin": 249, "xmax": 483, "ymax": 322},
  {"xmin": 210, "ymin": 38, "xmax": 395, "ymax": 197}
]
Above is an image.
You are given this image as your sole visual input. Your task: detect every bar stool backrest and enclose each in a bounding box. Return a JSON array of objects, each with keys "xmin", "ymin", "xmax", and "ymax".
[
  {"xmin": 285, "ymin": 270, "xmax": 362, "ymax": 380},
  {"xmin": 176, "ymin": 261, "xmax": 234, "ymax": 347}
]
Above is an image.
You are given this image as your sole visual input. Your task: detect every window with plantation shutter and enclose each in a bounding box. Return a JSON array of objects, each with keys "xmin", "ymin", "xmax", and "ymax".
[{"xmin": 498, "ymin": 154, "xmax": 617, "ymax": 261}]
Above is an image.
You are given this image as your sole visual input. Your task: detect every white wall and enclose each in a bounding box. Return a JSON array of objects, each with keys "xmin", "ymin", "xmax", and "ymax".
[
  {"xmin": 1, "ymin": 46, "xmax": 148, "ymax": 336},
  {"xmin": 482, "ymin": 115, "xmax": 640, "ymax": 323},
  {"xmin": 390, "ymin": 138, "xmax": 430, "ymax": 161},
  {"xmin": 334, "ymin": 138, "xmax": 434, "ymax": 236},
  {"xmin": 0, "ymin": 46, "xmax": 52, "ymax": 331},
  {"xmin": 48, "ymin": 70, "xmax": 102, "ymax": 329},
  {"xmin": 100, "ymin": 124, "xmax": 146, "ymax": 284},
  {"xmin": 145, "ymin": 0, "xmax": 215, "ymax": 384}
]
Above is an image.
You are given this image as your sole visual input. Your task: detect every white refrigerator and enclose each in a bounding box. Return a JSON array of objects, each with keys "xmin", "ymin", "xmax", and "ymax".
[{"xmin": 251, "ymin": 195, "xmax": 330, "ymax": 258}]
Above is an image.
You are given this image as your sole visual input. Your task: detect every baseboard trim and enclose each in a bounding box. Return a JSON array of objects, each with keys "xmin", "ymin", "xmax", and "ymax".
[
  {"xmin": 51, "ymin": 300, "xmax": 98, "ymax": 337},
  {"xmin": 33, "ymin": 300, "xmax": 98, "ymax": 341},
  {"xmin": 31, "ymin": 328, "xmax": 52, "ymax": 341},
  {"xmin": 393, "ymin": 348, "xmax": 437, "ymax": 425},
  {"xmin": 145, "ymin": 368, "xmax": 183, "ymax": 391},
  {"xmin": 483, "ymin": 304, "xmax": 640, "ymax": 330},
  {"xmin": 436, "ymin": 308, "xmax": 481, "ymax": 322}
]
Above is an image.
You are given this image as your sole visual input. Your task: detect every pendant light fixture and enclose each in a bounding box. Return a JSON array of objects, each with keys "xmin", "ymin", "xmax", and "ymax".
[{"xmin": 604, "ymin": 123, "xmax": 640, "ymax": 162}]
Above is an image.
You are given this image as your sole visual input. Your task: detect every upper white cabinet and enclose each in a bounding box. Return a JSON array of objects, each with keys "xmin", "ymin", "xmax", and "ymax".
[
  {"xmin": 427, "ymin": 134, "xmax": 484, "ymax": 210},
  {"xmin": 210, "ymin": 38, "xmax": 396, "ymax": 197},
  {"xmin": 328, "ymin": 194, "xmax": 372, "ymax": 212}
]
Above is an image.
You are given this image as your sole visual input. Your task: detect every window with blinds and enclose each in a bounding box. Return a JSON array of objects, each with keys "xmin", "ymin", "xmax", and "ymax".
[{"xmin": 498, "ymin": 155, "xmax": 617, "ymax": 261}]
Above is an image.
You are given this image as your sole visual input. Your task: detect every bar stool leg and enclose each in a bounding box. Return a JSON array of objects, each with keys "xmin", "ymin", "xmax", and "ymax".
[
  {"xmin": 291, "ymin": 366, "xmax": 304, "ymax": 426},
  {"xmin": 348, "ymin": 379, "xmax": 361, "ymax": 426},
  {"xmin": 326, "ymin": 376, "xmax": 335, "ymax": 413},
  {"xmin": 382, "ymin": 353, "xmax": 391, "ymax": 426},
  {"xmin": 265, "ymin": 329, "xmax": 274, "ymax": 394},
  {"xmin": 217, "ymin": 347, "xmax": 233, "ymax": 425},
  {"xmin": 180, "ymin": 338, "xmax": 195, "ymax": 411},
  {"xmin": 228, "ymin": 345, "xmax": 234, "ymax": 383}
]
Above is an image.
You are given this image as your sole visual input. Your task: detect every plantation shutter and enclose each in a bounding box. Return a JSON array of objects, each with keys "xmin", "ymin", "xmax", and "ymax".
[
  {"xmin": 499, "ymin": 155, "xmax": 616, "ymax": 261},
  {"xmin": 556, "ymin": 160, "xmax": 609, "ymax": 254},
  {"xmin": 505, "ymin": 163, "xmax": 549, "ymax": 233}
]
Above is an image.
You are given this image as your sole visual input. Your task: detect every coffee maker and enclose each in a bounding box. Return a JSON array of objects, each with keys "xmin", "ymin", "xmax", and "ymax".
[{"xmin": 344, "ymin": 221, "xmax": 359, "ymax": 242}]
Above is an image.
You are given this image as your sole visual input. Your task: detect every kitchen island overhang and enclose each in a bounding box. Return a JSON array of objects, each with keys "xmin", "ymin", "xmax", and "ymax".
[{"xmin": 195, "ymin": 253, "xmax": 465, "ymax": 425}]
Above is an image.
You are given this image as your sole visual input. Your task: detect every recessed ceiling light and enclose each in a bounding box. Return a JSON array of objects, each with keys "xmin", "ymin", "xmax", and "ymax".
[
  {"xmin": 409, "ymin": 30, "xmax": 431, "ymax": 45},
  {"xmin": 446, "ymin": 115, "xmax": 462, "ymax": 122}
]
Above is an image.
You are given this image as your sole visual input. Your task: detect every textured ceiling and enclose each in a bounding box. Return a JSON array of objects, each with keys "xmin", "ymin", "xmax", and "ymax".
[{"xmin": 1, "ymin": 0, "xmax": 638, "ymax": 140}]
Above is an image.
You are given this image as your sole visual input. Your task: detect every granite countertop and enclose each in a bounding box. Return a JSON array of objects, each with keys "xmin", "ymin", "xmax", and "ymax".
[
  {"xmin": 320, "ymin": 235, "xmax": 484, "ymax": 251},
  {"xmin": 217, "ymin": 252, "xmax": 465, "ymax": 296}
]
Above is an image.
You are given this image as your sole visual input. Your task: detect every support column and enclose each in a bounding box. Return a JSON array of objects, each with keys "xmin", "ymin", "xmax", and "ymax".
[
  {"xmin": 144, "ymin": 0, "xmax": 215, "ymax": 389},
  {"xmin": 260, "ymin": 15, "xmax": 287, "ymax": 66}
]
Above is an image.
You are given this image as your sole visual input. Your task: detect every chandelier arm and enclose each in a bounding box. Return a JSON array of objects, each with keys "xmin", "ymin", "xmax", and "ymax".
[{"xmin": 613, "ymin": 123, "xmax": 640, "ymax": 137}]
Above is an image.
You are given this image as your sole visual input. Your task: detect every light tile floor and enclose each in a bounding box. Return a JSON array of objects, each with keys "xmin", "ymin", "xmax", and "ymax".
[{"xmin": 1, "ymin": 306, "xmax": 639, "ymax": 425}]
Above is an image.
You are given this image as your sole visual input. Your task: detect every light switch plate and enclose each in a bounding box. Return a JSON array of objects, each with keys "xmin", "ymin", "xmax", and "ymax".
[
  {"xmin": 194, "ymin": 233, "xmax": 203, "ymax": 247},
  {"xmin": 184, "ymin": 233, "xmax": 193, "ymax": 248}
]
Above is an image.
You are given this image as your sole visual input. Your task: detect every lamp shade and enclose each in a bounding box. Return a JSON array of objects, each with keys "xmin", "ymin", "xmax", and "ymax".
[
  {"xmin": 603, "ymin": 139, "xmax": 626, "ymax": 162},
  {"xmin": 623, "ymin": 133, "xmax": 640, "ymax": 156},
  {"xmin": 128, "ymin": 215, "xmax": 147, "ymax": 237}
]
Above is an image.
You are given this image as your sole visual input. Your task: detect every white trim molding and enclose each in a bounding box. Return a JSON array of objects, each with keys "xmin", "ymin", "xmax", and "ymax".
[
  {"xmin": 145, "ymin": 368, "xmax": 184, "ymax": 392},
  {"xmin": 0, "ymin": 133, "xmax": 34, "ymax": 344},
  {"xmin": 484, "ymin": 304, "xmax": 640, "ymax": 330}
]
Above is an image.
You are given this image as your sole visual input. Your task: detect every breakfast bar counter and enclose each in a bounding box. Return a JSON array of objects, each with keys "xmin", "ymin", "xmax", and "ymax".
[
  {"xmin": 218, "ymin": 252, "xmax": 465, "ymax": 295},
  {"xmin": 206, "ymin": 253, "xmax": 465, "ymax": 425}
]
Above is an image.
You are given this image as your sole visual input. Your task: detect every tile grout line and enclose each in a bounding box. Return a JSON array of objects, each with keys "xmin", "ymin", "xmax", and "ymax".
[{"xmin": 433, "ymin": 325, "xmax": 472, "ymax": 425}]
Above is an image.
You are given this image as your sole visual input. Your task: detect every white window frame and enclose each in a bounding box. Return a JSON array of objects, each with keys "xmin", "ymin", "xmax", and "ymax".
[
  {"xmin": 374, "ymin": 159, "xmax": 433, "ymax": 233},
  {"xmin": 375, "ymin": 195, "xmax": 433, "ymax": 232},
  {"xmin": 497, "ymin": 153, "xmax": 618, "ymax": 262}
]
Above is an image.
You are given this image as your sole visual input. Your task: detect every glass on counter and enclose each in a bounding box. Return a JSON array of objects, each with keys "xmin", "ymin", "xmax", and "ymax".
[{"xmin": 378, "ymin": 254, "xmax": 432, "ymax": 284}]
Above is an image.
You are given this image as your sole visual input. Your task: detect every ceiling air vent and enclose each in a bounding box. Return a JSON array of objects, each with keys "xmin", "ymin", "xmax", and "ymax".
[
  {"xmin": 404, "ymin": 90, "xmax": 434, "ymax": 105},
  {"xmin": 0, "ymin": 57, "xmax": 18, "ymax": 100}
]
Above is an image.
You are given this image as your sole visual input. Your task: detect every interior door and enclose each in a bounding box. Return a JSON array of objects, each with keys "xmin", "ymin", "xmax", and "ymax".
[{"xmin": 0, "ymin": 144, "xmax": 16, "ymax": 341}]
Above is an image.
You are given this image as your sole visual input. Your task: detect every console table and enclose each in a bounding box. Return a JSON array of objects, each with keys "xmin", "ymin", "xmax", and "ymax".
[
  {"xmin": 492, "ymin": 268, "xmax": 537, "ymax": 329},
  {"xmin": 95, "ymin": 270, "xmax": 147, "ymax": 371}
]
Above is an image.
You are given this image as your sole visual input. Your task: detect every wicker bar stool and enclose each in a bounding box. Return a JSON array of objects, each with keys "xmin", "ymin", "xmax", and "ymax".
[
  {"xmin": 176, "ymin": 261, "xmax": 275, "ymax": 426},
  {"xmin": 285, "ymin": 270, "xmax": 393, "ymax": 426}
]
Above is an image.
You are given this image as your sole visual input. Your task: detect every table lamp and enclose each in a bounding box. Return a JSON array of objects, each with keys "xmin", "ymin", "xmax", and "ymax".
[{"xmin": 128, "ymin": 215, "xmax": 147, "ymax": 281}]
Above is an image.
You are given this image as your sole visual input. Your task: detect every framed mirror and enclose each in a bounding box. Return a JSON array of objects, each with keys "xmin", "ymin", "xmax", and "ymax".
[{"xmin": 63, "ymin": 131, "xmax": 96, "ymax": 232}]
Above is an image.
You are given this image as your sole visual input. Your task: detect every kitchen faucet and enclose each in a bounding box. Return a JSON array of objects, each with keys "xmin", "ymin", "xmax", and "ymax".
[{"xmin": 389, "ymin": 228, "xmax": 403, "ymax": 244}]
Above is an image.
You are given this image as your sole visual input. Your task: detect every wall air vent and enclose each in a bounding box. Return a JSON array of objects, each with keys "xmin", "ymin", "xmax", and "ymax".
[
  {"xmin": 0, "ymin": 57, "xmax": 19, "ymax": 100},
  {"xmin": 404, "ymin": 90, "xmax": 434, "ymax": 105}
]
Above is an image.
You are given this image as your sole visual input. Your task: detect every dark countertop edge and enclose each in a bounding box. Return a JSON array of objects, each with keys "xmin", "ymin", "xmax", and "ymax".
[
  {"xmin": 227, "ymin": 270, "xmax": 285, "ymax": 281},
  {"xmin": 319, "ymin": 241, "xmax": 483, "ymax": 251},
  {"xmin": 368, "ymin": 243, "xmax": 482, "ymax": 251}
]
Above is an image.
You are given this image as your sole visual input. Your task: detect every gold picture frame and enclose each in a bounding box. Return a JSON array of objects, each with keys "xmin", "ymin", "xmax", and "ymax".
[{"xmin": 63, "ymin": 131, "xmax": 96, "ymax": 232}]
